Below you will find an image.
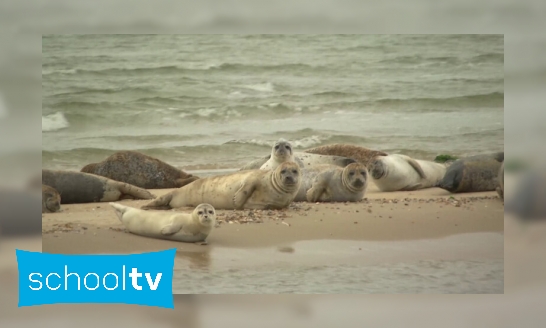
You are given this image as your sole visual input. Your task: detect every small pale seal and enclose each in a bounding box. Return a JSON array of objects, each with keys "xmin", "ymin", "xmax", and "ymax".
[
  {"xmin": 370, "ymin": 154, "xmax": 448, "ymax": 192},
  {"xmin": 294, "ymin": 163, "xmax": 369, "ymax": 202},
  {"xmin": 260, "ymin": 139, "xmax": 302, "ymax": 170},
  {"xmin": 142, "ymin": 161, "xmax": 301, "ymax": 211},
  {"xmin": 42, "ymin": 185, "xmax": 61, "ymax": 213},
  {"xmin": 110, "ymin": 202, "xmax": 216, "ymax": 243},
  {"xmin": 303, "ymin": 144, "xmax": 388, "ymax": 168},
  {"xmin": 42, "ymin": 169, "xmax": 155, "ymax": 204},
  {"xmin": 436, "ymin": 152, "xmax": 504, "ymax": 193},
  {"xmin": 81, "ymin": 151, "xmax": 199, "ymax": 189},
  {"xmin": 497, "ymin": 162, "xmax": 504, "ymax": 199}
]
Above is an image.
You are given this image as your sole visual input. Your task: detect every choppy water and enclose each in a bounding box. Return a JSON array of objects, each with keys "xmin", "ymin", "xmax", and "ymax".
[
  {"xmin": 42, "ymin": 34, "xmax": 504, "ymax": 171},
  {"xmin": 173, "ymin": 233, "xmax": 504, "ymax": 294}
]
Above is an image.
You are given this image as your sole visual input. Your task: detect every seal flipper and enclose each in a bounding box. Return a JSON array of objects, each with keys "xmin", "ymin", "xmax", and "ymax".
[
  {"xmin": 175, "ymin": 176, "xmax": 200, "ymax": 188},
  {"xmin": 141, "ymin": 193, "xmax": 174, "ymax": 210},
  {"xmin": 404, "ymin": 157, "xmax": 427, "ymax": 180},
  {"xmin": 233, "ymin": 180, "xmax": 257, "ymax": 209},
  {"xmin": 116, "ymin": 182, "xmax": 155, "ymax": 200},
  {"xmin": 109, "ymin": 202, "xmax": 128, "ymax": 221},
  {"xmin": 160, "ymin": 218, "xmax": 183, "ymax": 236},
  {"xmin": 306, "ymin": 180, "xmax": 327, "ymax": 202}
]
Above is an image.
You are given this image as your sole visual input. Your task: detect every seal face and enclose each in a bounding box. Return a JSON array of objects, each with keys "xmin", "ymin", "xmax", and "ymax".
[
  {"xmin": 142, "ymin": 161, "xmax": 301, "ymax": 211},
  {"xmin": 437, "ymin": 152, "xmax": 504, "ymax": 193},
  {"xmin": 370, "ymin": 154, "xmax": 448, "ymax": 192},
  {"xmin": 81, "ymin": 151, "xmax": 199, "ymax": 189},
  {"xmin": 110, "ymin": 202, "xmax": 217, "ymax": 243},
  {"xmin": 42, "ymin": 169, "xmax": 155, "ymax": 204},
  {"xmin": 297, "ymin": 163, "xmax": 369, "ymax": 203},
  {"xmin": 260, "ymin": 139, "xmax": 299, "ymax": 170},
  {"xmin": 42, "ymin": 184, "xmax": 61, "ymax": 213}
]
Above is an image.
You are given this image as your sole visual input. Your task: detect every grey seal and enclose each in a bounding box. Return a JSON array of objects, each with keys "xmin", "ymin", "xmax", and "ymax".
[{"xmin": 42, "ymin": 169, "xmax": 155, "ymax": 204}]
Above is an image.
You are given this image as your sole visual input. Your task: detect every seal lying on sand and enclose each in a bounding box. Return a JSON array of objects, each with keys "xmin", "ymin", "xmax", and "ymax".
[
  {"xmin": 81, "ymin": 151, "xmax": 199, "ymax": 189},
  {"xmin": 42, "ymin": 169, "xmax": 155, "ymax": 204},
  {"xmin": 304, "ymin": 144, "xmax": 388, "ymax": 168},
  {"xmin": 110, "ymin": 202, "xmax": 216, "ymax": 243},
  {"xmin": 142, "ymin": 162, "xmax": 301, "ymax": 211},
  {"xmin": 436, "ymin": 152, "xmax": 504, "ymax": 193},
  {"xmin": 370, "ymin": 154, "xmax": 448, "ymax": 192},
  {"xmin": 294, "ymin": 163, "xmax": 369, "ymax": 202},
  {"xmin": 260, "ymin": 139, "xmax": 302, "ymax": 170},
  {"xmin": 497, "ymin": 162, "xmax": 504, "ymax": 199},
  {"xmin": 42, "ymin": 185, "xmax": 61, "ymax": 213}
]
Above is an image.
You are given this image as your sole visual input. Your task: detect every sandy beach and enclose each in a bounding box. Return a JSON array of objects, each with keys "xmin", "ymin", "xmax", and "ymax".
[
  {"xmin": 41, "ymin": 180, "xmax": 505, "ymax": 293},
  {"xmin": 42, "ymin": 181, "xmax": 504, "ymax": 254}
]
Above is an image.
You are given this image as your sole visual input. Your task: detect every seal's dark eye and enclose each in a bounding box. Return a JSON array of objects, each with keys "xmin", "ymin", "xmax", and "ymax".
[
  {"xmin": 275, "ymin": 145, "xmax": 280, "ymax": 149},
  {"xmin": 208, "ymin": 210, "xmax": 214, "ymax": 214},
  {"xmin": 198, "ymin": 211, "xmax": 203, "ymax": 215},
  {"xmin": 360, "ymin": 171, "xmax": 366, "ymax": 176},
  {"xmin": 281, "ymin": 169, "xmax": 286, "ymax": 174},
  {"xmin": 349, "ymin": 172, "xmax": 355, "ymax": 176},
  {"xmin": 292, "ymin": 170, "xmax": 298, "ymax": 174},
  {"xmin": 285, "ymin": 145, "xmax": 290, "ymax": 149}
]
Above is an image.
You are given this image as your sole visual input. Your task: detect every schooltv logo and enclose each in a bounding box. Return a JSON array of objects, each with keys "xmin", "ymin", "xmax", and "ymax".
[{"xmin": 16, "ymin": 248, "xmax": 176, "ymax": 308}]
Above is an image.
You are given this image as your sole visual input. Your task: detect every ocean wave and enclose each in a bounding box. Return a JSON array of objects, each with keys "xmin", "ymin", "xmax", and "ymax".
[
  {"xmin": 242, "ymin": 82, "xmax": 275, "ymax": 92},
  {"xmin": 318, "ymin": 92, "xmax": 504, "ymax": 112},
  {"xmin": 372, "ymin": 92, "xmax": 504, "ymax": 109},
  {"xmin": 42, "ymin": 112, "xmax": 69, "ymax": 132},
  {"xmin": 224, "ymin": 134, "xmax": 332, "ymax": 149},
  {"xmin": 44, "ymin": 62, "xmax": 329, "ymax": 78}
]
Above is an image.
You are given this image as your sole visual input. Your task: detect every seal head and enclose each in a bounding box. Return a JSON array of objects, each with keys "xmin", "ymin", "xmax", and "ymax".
[
  {"xmin": 272, "ymin": 161, "xmax": 301, "ymax": 194},
  {"xmin": 194, "ymin": 203, "xmax": 217, "ymax": 228},
  {"xmin": 342, "ymin": 163, "xmax": 369, "ymax": 193}
]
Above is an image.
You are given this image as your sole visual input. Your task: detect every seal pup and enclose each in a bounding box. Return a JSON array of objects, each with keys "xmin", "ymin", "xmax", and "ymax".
[
  {"xmin": 142, "ymin": 161, "xmax": 301, "ymax": 211},
  {"xmin": 294, "ymin": 163, "xmax": 369, "ymax": 202},
  {"xmin": 81, "ymin": 151, "xmax": 199, "ymax": 189},
  {"xmin": 240, "ymin": 152, "xmax": 355, "ymax": 171},
  {"xmin": 497, "ymin": 162, "xmax": 504, "ymax": 199},
  {"xmin": 304, "ymin": 144, "xmax": 388, "ymax": 168},
  {"xmin": 110, "ymin": 203, "xmax": 216, "ymax": 243},
  {"xmin": 260, "ymin": 139, "xmax": 302, "ymax": 170},
  {"xmin": 42, "ymin": 185, "xmax": 61, "ymax": 213},
  {"xmin": 42, "ymin": 169, "xmax": 155, "ymax": 204},
  {"xmin": 370, "ymin": 154, "xmax": 448, "ymax": 192},
  {"xmin": 436, "ymin": 152, "xmax": 504, "ymax": 193}
]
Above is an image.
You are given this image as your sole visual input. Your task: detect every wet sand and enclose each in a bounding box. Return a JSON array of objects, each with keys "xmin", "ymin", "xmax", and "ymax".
[
  {"xmin": 42, "ymin": 182, "xmax": 504, "ymax": 254},
  {"xmin": 39, "ymin": 181, "xmax": 505, "ymax": 293}
]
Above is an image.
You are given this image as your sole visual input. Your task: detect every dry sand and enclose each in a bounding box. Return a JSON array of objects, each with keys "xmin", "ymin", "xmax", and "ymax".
[{"xmin": 42, "ymin": 181, "xmax": 504, "ymax": 254}]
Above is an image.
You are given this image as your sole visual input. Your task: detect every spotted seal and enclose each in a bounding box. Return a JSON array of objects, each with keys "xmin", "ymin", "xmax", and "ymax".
[
  {"xmin": 81, "ymin": 151, "xmax": 199, "ymax": 189},
  {"xmin": 142, "ymin": 161, "xmax": 301, "ymax": 210},
  {"xmin": 294, "ymin": 163, "xmax": 369, "ymax": 202}
]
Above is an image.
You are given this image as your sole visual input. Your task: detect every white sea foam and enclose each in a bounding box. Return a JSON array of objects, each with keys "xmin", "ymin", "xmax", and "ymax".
[
  {"xmin": 42, "ymin": 112, "xmax": 69, "ymax": 132},
  {"xmin": 226, "ymin": 135, "xmax": 330, "ymax": 149},
  {"xmin": 242, "ymin": 82, "xmax": 275, "ymax": 92}
]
